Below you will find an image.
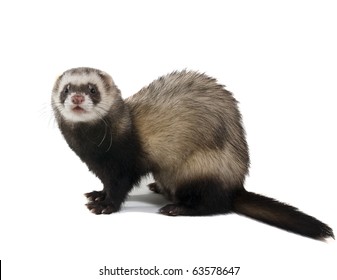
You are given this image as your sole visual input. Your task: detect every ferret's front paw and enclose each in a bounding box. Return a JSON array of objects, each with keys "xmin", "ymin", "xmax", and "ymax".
[
  {"xmin": 84, "ymin": 190, "xmax": 105, "ymax": 202},
  {"xmin": 86, "ymin": 201, "xmax": 119, "ymax": 215}
]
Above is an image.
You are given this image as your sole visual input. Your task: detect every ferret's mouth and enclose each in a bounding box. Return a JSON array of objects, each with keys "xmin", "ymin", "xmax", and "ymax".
[{"xmin": 72, "ymin": 106, "xmax": 86, "ymax": 113}]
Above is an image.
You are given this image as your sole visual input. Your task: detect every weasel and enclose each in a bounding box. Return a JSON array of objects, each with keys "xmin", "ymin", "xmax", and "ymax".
[{"xmin": 52, "ymin": 67, "xmax": 334, "ymax": 240}]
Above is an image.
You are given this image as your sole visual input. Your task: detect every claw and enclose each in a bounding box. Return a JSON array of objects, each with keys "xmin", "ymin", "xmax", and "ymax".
[{"xmin": 85, "ymin": 201, "xmax": 118, "ymax": 215}]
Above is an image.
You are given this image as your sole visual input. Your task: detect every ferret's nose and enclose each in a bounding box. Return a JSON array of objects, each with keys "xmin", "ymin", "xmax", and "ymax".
[{"xmin": 71, "ymin": 93, "xmax": 85, "ymax": 105}]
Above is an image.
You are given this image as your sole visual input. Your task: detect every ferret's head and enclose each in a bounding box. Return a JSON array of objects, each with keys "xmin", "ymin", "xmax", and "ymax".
[{"xmin": 52, "ymin": 67, "xmax": 121, "ymax": 123}]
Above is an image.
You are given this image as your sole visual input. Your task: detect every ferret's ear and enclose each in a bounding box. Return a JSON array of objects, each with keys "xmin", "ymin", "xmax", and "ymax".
[
  {"xmin": 98, "ymin": 70, "xmax": 109, "ymax": 77},
  {"xmin": 55, "ymin": 71, "xmax": 66, "ymax": 82},
  {"xmin": 52, "ymin": 73, "xmax": 64, "ymax": 93},
  {"xmin": 98, "ymin": 70, "xmax": 115, "ymax": 87},
  {"xmin": 55, "ymin": 74, "xmax": 61, "ymax": 81}
]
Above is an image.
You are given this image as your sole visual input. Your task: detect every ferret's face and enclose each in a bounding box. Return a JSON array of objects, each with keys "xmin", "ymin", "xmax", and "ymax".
[{"xmin": 52, "ymin": 68, "xmax": 119, "ymax": 123}]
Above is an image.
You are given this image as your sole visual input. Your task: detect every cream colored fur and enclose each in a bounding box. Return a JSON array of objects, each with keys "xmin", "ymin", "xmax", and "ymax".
[{"xmin": 126, "ymin": 70, "xmax": 249, "ymax": 195}]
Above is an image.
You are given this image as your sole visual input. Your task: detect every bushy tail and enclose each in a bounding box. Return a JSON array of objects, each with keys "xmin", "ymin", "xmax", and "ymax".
[{"xmin": 232, "ymin": 190, "xmax": 334, "ymax": 240}]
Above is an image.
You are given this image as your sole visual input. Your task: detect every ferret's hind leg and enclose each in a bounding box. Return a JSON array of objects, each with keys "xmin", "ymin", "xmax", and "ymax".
[
  {"xmin": 159, "ymin": 178, "xmax": 241, "ymax": 216},
  {"xmin": 148, "ymin": 181, "xmax": 175, "ymax": 201},
  {"xmin": 148, "ymin": 182, "xmax": 162, "ymax": 194}
]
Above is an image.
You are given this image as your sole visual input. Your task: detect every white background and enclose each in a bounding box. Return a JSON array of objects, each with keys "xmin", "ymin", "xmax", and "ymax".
[{"xmin": 0, "ymin": 0, "xmax": 336, "ymax": 279}]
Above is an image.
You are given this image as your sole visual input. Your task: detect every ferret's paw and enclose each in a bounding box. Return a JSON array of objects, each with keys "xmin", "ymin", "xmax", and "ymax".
[
  {"xmin": 86, "ymin": 201, "xmax": 118, "ymax": 215},
  {"xmin": 148, "ymin": 182, "xmax": 161, "ymax": 194},
  {"xmin": 84, "ymin": 190, "xmax": 105, "ymax": 202},
  {"xmin": 159, "ymin": 204, "xmax": 185, "ymax": 216}
]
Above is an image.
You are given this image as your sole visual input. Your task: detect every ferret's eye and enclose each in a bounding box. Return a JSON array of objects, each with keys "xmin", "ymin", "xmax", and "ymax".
[
  {"xmin": 89, "ymin": 85, "xmax": 96, "ymax": 94},
  {"xmin": 64, "ymin": 84, "xmax": 70, "ymax": 94}
]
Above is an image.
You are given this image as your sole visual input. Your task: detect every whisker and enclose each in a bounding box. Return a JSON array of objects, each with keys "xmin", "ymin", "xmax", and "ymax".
[
  {"xmin": 107, "ymin": 125, "xmax": 113, "ymax": 152},
  {"xmin": 94, "ymin": 110, "xmax": 113, "ymax": 152},
  {"xmin": 39, "ymin": 102, "xmax": 60, "ymax": 128},
  {"xmin": 97, "ymin": 116, "xmax": 108, "ymax": 147},
  {"xmin": 52, "ymin": 99, "xmax": 114, "ymax": 152}
]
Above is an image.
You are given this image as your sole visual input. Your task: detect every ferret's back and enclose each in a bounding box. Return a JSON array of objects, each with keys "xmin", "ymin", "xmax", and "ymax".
[{"xmin": 126, "ymin": 71, "xmax": 249, "ymax": 175}]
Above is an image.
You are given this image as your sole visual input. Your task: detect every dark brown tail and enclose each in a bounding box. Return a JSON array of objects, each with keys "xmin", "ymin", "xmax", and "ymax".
[{"xmin": 233, "ymin": 190, "xmax": 334, "ymax": 240}]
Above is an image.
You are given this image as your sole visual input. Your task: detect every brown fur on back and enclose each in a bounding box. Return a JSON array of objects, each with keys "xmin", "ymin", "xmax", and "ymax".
[{"xmin": 126, "ymin": 70, "xmax": 249, "ymax": 194}]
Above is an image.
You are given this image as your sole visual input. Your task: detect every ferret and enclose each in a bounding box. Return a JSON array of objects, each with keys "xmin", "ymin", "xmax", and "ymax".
[{"xmin": 51, "ymin": 67, "xmax": 334, "ymax": 240}]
